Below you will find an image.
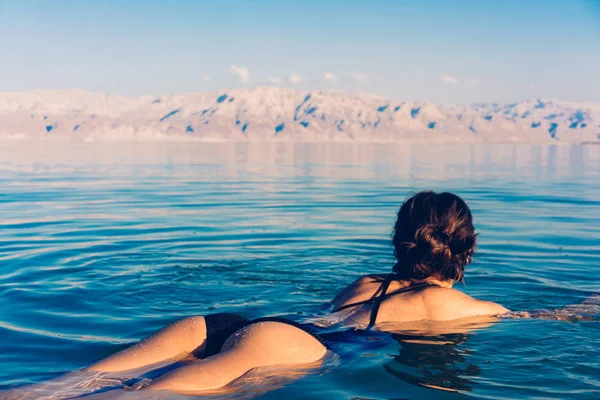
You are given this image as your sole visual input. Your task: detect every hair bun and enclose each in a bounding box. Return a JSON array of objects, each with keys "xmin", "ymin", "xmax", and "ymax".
[
  {"xmin": 414, "ymin": 224, "xmax": 453, "ymax": 262},
  {"xmin": 449, "ymin": 235, "xmax": 476, "ymax": 256},
  {"xmin": 392, "ymin": 191, "xmax": 476, "ymax": 282}
]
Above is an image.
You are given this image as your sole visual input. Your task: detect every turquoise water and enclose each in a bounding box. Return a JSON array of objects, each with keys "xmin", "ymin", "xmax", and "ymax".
[{"xmin": 0, "ymin": 142, "xmax": 599, "ymax": 399}]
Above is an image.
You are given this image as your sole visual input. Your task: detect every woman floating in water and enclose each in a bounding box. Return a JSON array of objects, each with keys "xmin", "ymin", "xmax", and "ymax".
[{"xmin": 84, "ymin": 191, "xmax": 510, "ymax": 395}]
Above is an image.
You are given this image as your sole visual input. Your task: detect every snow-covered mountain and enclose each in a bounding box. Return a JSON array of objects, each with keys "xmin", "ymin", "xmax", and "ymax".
[{"xmin": 1, "ymin": 87, "xmax": 599, "ymax": 143}]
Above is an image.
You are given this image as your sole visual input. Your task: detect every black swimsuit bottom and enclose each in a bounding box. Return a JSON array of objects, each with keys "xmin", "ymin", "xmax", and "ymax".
[{"xmin": 202, "ymin": 313, "xmax": 328, "ymax": 357}]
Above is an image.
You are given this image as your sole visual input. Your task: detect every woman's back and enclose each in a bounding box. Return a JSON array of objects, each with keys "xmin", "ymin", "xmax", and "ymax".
[{"xmin": 332, "ymin": 274, "xmax": 508, "ymax": 325}]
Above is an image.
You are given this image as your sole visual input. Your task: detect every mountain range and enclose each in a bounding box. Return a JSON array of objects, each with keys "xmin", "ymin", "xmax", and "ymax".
[{"xmin": 1, "ymin": 87, "xmax": 598, "ymax": 143}]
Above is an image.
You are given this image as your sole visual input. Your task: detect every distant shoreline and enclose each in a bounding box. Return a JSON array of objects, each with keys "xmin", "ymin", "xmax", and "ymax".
[{"xmin": 1, "ymin": 87, "xmax": 598, "ymax": 143}]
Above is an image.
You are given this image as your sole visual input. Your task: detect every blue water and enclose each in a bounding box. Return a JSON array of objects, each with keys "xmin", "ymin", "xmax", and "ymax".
[{"xmin": 0, "ymin": 142, "xmax": 599, "ymax": 399}]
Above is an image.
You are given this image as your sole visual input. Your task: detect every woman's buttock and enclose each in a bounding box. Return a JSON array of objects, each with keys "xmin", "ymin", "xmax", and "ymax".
[
  {"xmin": 203, "ymin": 313, "xmax": 328, "ymax": 362},
  {"xmin": 222, "ymin": 319, "xmax": 328, "ymax": 364}
]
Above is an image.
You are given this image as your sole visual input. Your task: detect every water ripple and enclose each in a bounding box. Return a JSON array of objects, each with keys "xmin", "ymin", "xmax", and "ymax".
[{"xmin": 0, "ymin": 142, "xmax": 598, "ymax": 399}]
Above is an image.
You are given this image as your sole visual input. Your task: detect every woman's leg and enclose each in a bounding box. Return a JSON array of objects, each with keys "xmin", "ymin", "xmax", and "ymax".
[
  {"xmin": 87, "ymin": 316, "xmax": 208, "ymax": 372},
  {"xmin": 145, "ymin": 321, "xmax": 327, "ymax": 395}
]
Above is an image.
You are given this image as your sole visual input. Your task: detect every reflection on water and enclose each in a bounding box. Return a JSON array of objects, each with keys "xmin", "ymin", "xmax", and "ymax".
[
  {"xmin": 386, "ymin": 334, "xmax": 479, "ymax": 393},
  {"xmin": 0, "ymin": 141, "xmax": 599, "ymax": 399},
  {"xmin": 1, "ymin": 141, "xmax": 599, "ymax": 183}
]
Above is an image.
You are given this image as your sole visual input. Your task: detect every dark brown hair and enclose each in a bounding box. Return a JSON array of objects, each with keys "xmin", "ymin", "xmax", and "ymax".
[{"xmin": 392, "ymin": 191, "xmax": 476, "ymax": 282}]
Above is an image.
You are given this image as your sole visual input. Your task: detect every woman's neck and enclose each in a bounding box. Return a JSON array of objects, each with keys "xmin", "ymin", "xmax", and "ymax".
[{"xmin": 411, "ymin": 276, "xmax": 453, "ymax": 288}]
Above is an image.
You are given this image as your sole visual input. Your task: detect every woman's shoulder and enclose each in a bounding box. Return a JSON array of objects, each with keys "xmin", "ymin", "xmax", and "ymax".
[
  {"xmin": 340, "ymin": 274, "xmax": 388, "ymax": 292},
  {"xmin": 418, "ymin": 287, "xmax": 509, "ymax": 319},
  {"xmin": 354, "ymin": 274, "xmax": 389, "ymax": 286},
  {"xmin": 331, "ymin": 274, "xmax": 388, "ymax": 309}
]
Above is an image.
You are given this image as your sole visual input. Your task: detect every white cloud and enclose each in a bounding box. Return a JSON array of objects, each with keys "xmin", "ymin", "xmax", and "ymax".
[
  {"xmin": 324, "ymin": 72, "xmax": 338, "ymax": 83},
  {"xmin": 267, "ymin": 76, "xmax": 282, "ymax": 85},
  {"xmin": 288, "ymin": 72, "xmax": 305, "ymax": 84},
  {"xmin": 202, "ymin": 75, "xmax": 210, "ymax": 81},
  {"xmin": 348, "ymin": 72, "xmax": 369, "ymax": 84},
  {"xmin": 468, "ymin": 77, "xmax": 481, "ymax": 85},
  {"xmin": 441, "ymin": 75, "xmax": 459, "ymax": 85},
  {"xmin": 229, "ymin": 65, "xmax": 249, "ymax": 84},
  {"xmin": 530, "ymin": 84, "xmax": 537, "ymax": 90}
]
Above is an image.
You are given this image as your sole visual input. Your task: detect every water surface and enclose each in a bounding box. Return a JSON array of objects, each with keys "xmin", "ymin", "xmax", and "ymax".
[{"xmin": 0, "ymin": 141, "xmax": 598, "ymax": 399}]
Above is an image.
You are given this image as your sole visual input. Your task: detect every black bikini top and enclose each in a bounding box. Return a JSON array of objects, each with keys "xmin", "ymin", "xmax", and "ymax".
[{"xmin": 332, "ymin": 274, "xmax": 437, "ymax": 330}]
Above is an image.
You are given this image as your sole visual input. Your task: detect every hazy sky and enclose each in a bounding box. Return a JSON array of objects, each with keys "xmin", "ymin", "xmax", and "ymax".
[{"xmin": 1, "ymin": 0, "xmax": 599, "ymax": 103}]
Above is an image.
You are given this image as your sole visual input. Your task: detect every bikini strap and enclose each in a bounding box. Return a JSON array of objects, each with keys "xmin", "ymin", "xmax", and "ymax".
[
  {"xmin": 366, "ymin": 279, "xmax": 435, "ymax": 330},
  {"xmin": 366, "ymin": 275, "xmax": 395, "ymax": 330}
]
